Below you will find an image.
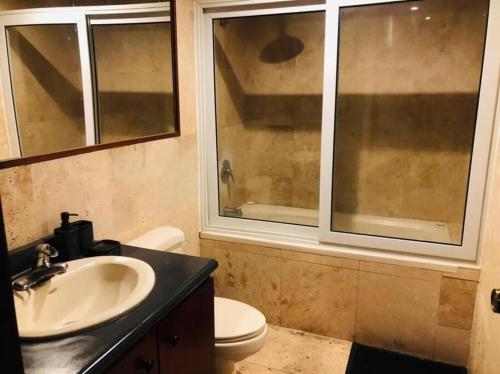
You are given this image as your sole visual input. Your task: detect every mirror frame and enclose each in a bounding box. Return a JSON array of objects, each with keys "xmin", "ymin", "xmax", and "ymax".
[{"xmin": 0, "ymin": 0, "xmax": 180, "ymax": 170}]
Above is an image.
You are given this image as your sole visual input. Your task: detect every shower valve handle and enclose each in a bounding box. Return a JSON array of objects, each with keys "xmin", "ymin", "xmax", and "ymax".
[{"xmin": 221, "ymin": 160, "xmax": 235, "ymax": 184}]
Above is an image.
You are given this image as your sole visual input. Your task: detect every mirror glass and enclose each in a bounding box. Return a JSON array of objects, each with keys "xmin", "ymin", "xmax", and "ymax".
[
  {"xmin": 91, "ymin": 21, "xmax": 175, "ymax": 143},
  {"xmin": 7, "ymin": 24, "xmax": 87, "ymax": 157},
  {"xmin": 0, "ymin": 0, "xmax": 178, "ymax": 162}
]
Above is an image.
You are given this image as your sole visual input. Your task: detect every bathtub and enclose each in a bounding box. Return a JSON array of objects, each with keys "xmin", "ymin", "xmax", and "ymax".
[
  {"xmin": 238, "ymin": 203, "xmax": 454, "ymax": 243},
  {"xmin": 239, "ymin": 203, "xmax": 319, "ymax": 226}
]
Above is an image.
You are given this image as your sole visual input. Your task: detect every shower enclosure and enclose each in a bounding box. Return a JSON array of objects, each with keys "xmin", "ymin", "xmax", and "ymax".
[
  {"xmin": 201, "ymin": 0, "xmax": 499, "ymax": 261},
  {"xmin": 213, "ymin": 11, "xmax": 325, "ymax": 227}
]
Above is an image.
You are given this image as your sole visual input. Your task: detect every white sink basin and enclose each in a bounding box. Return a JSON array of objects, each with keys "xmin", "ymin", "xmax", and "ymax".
[{"xmin": 14, "ymin": 256, "xmax": 155, "ymax": 339}]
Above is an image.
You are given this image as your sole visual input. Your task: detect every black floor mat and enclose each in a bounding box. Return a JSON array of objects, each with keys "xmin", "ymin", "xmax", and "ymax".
[{"xmin": 346, "ymin": 343, "xmax": 468, "ymax": 374}]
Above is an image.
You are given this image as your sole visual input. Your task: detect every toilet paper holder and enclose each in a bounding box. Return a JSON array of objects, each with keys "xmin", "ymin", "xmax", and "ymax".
[{"xmin": 491, "ymin": 289, "xmax": 500, "ymax": 313}]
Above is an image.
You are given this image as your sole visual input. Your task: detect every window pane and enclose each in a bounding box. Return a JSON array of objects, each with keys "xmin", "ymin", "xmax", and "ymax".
[
  {"xmin": 7, "ymin": 24, "xmax": 86, "ymax": 156},
  {"xmin": 331, "ymin": 0, "xmax": 488, "ymax": 244},
  {"xmin": 92, "ymin": 22, "xmax": 175, "ymax": 143},
  {"xmin": 214, "ymin": 12, "xmax": 325, "ymax": 226}
]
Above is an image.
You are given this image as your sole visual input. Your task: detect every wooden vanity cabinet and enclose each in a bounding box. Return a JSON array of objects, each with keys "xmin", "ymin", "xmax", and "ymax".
[
  {"xmin": 108, "ymin": 330, "xmax": 159, "ymax": 374},
  {"xmin": 108, "ymin": 278, "xmax": 215, "ymax": 374}
]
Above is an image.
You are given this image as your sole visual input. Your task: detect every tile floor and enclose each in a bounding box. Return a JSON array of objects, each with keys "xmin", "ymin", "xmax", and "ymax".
[{"xmin": 234, "ymin": 324, "xmax": 352, "ymax": 374}]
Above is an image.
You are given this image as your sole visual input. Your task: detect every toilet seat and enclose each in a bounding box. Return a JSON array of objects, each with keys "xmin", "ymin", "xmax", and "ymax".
[{"xmin": 215, "ymin": 297, "xmax": 266, "ymax": 343}]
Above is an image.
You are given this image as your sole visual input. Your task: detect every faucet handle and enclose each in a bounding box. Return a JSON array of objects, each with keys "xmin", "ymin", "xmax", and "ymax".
[
  {"xmin": 35, "ymin": 243, "xmax": 58, "ymax": 257},
  {"xmin": 35, "ymin": 243, "xmax": 58, "ymax": 268}
]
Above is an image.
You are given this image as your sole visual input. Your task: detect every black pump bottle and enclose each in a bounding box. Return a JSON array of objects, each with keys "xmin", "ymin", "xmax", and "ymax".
[{"xmin": 53, "ymin": 212, "xmax": 80, "ymax": 261}]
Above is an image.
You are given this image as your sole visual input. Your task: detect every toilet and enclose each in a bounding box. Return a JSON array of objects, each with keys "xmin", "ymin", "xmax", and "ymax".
[{"xmin": 128, "ymin": 227, "xmax": 268, "ymax": 374}]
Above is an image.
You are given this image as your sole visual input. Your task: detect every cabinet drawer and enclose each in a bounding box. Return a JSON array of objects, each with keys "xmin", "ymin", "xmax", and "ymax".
[
  {"xmin": 158, "ymin": 278, "xmax": 215, "ymax": 374},
  {"xmin": 108, "ymin": 329, "xmax": 158, "ymax": 374}
]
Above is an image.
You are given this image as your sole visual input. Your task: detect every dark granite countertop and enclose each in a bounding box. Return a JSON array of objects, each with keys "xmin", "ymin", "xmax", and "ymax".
[{"xmin": 19, "ymin": 245, "xmax": 218, "ymax": 373}]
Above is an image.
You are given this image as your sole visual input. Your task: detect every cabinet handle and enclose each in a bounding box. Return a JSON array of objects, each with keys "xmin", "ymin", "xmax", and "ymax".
[
  {"xmin": 135, "ymin": 358, "xmax": 155, "ymax": 373},
  {"xmin": 165, "ymin": 335, "xmax": 181, "ymax": 347}
]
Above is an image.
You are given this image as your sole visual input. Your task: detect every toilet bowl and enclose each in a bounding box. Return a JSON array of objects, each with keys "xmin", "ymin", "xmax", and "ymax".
[
  {"xmin": 128, "ymin": 227, "xmax": 268, "ymax": 373},
  {"xmin": 214, "ymin": 297, "xmax": 267, "ymax": 373}
]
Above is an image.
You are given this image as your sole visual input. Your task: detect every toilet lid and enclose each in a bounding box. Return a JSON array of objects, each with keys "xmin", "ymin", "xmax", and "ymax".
[{"xmin": 214, "ymin": 297, "xmax": 266, "ymax": 343}]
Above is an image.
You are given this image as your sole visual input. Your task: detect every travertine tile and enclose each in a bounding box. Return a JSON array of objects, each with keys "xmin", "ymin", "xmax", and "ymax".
[
  {"xmin": 356, "ymin": 271, "xmax": 440, "ymax": 358},
  {"xmin": 209, "ymin": 242, "xmax": 282, "ymax": 324},
  {"xmin": 281, "ymin": 259, "xmax": 358, "ymax": 340},
  {"xmin": 200, "ymin": 238, "xmax": 215, "ymax": 258},
  {"xmin": 283, "ymin": 249, "xmax": 359, "ymax": 270},
  {"xmin": 243, "ymin": 324, "xmax": 351, "ymax": 374},
  {"xmin": 442, "ymin": 267, "xmax": 480, "ymax": 282},
  {"xmin": 234, "ymin": 362, "xmax": 289, "ymax": 374},
  {"xmin": 359, "ymin": 261, "xmax": 441, "ymax": 282},
  {"xmin": 434, "ymin": 325, "xmax": 470, "ymax": 366},
  {"xmin": 438, "ymin": 277, "xmax": 478, "ymax": 330},
  {"xmin": 215, "ymin": 240, "xmax": 282, "ymax": 258}
]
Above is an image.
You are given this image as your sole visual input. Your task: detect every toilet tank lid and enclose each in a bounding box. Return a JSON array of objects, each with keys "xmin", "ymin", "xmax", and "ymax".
[{"xmin": 127, "ymin": 226, "xmax": 185, "ymax": 251}]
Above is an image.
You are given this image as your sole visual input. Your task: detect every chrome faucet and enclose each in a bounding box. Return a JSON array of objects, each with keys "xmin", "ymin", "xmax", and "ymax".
[{"xmin": 12, "ymin": 243, "xmax": 68, "ymax": 291}]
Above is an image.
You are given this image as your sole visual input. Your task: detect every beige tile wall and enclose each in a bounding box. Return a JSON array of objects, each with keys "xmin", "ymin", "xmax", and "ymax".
[
  {"xmin": 469, "ymin": 94, "xmax": 500, "ymax": 373},
  {"xmin": 0, "ymin": 0, "xmax": 200, "ymax": 255},
  {"xmin": 201, "ymin": 238, "xmax": 479, "ymax": 365}
]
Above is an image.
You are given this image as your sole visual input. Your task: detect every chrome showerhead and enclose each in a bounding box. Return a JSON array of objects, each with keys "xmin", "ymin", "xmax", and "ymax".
[{"xmin": 260, "ymin": 21, "xmax": 304, "ymax": 63}]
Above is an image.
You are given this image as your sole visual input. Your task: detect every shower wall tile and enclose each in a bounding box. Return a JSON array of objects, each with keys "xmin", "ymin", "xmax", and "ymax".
[
  {"xmin": 214, "ymin": 13, "xmax": 323, "ymax": 211},
  {"xmin": 201, "ymin": 238, "xmax": 479, "ymax": 365},
  {"xmin": 281, "ymin": 259, "xmax": 358, "ymax": 341},
  {"xmin": 291, "ymin": 160, "xmax": 320, "ymax": 210},
  {"xmin": 438, "ymin": 277, "xmax": 478, "ymax": 330},
  {"xmin": 355, "ymin": 271, "xmax": 440, "ymax": 358}
]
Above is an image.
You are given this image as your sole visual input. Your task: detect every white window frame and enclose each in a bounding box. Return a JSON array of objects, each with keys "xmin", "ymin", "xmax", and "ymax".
[
  {"xmin": 0, "ymin": 3, "xmax": 170, "ymax": 158},
  {"xmin": 319, "ymin": 0, "xmax": 500, "ymax": 261},
  {"xmin": 199, "ymin": 1, "xmax": 326, "ymax": 242},
  {"xmin": 0, "ymin": 10, "xmax": 94, "ymax": 156},
  {"xmin": 198, "ymin": 0, "xmax": 500, "ymax": 263}
]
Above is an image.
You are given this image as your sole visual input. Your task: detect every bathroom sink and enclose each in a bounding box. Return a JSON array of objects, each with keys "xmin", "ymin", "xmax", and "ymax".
[{"xmin": 13, "ymin": 256, "xmax": 155, "ymax": 339}]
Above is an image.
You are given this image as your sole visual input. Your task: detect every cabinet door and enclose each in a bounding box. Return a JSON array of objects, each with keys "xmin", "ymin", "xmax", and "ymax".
[
  {"xmin": 158, "ymin": 278, "xmax": 215, "ymax": 374},
  {"xmin": 108, "ymin": 329, "xmax": 159, "ymax": 374}
]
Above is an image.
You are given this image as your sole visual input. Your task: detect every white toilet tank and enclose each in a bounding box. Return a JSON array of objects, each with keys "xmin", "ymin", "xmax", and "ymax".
[{"xmin": 127, "ymin": 226, "xmax": 185, "ymax": 254}]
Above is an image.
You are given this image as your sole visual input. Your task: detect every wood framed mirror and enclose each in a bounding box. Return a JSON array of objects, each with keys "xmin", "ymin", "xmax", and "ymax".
[{"xmin": 0, "ymin": 0, "xmax": 180, "ymax": 169}]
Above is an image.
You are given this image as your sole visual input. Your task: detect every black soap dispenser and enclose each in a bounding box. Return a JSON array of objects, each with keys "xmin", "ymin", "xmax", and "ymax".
[{"xmin": 54, "ymin": 212, "xmax": 80, "ymax": 261}]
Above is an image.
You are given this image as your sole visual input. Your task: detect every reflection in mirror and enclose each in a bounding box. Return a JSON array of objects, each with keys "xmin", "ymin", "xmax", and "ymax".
[
  {"xmin": 91, "ymin": 21, "xmax": 175, "ymax": 143},
  {"xmin": 0, "ymin": 2, "xmax": 178, "ymax": 164},
  {"xmin": 7, "ymin": 24, "xmax": 86, "ymax": 157}
]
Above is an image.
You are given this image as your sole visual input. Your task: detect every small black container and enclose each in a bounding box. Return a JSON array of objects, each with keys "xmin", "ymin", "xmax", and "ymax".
[
  {"xmin": 73, "ymin": 220, "xmax": 94, "ymax": 257},
  {"xmin": 87, "ymin": 240, "xmax": 121, "ymax": 257}
]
